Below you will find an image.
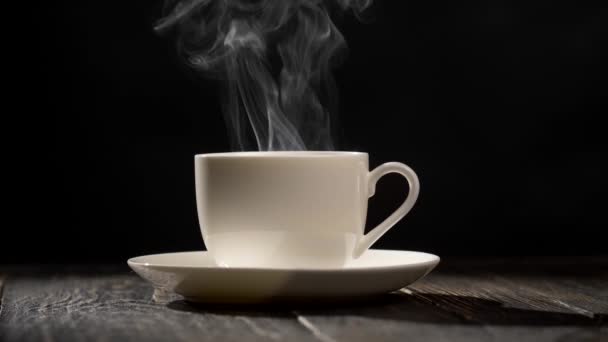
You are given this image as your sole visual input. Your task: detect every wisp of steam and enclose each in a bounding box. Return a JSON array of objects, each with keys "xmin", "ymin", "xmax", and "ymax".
[{"xmin": 156, "ymin": 0, "xmax": 372, "ymax": 151}]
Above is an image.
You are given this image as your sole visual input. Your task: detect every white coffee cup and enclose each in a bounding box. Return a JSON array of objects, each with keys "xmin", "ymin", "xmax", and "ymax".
[{"xmin": 195, "ymin": 151, "xmax": 419, "ymax": 268}]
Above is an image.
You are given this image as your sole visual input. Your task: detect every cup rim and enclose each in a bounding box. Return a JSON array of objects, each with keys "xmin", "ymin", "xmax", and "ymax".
[{"xmin": 195, "ymin": 151, "xmax": 367, "ymax": 158}]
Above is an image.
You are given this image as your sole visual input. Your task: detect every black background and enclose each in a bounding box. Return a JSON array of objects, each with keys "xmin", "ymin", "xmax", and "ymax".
[{"xmin": 9, "ymin": 0, "xmax": 607, "ymax": 263}]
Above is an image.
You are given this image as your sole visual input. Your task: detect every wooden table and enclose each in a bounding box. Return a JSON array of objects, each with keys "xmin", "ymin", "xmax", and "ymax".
[{"xmin": 1, "ymin": 257, "xmax": 606, "ymax": 342}]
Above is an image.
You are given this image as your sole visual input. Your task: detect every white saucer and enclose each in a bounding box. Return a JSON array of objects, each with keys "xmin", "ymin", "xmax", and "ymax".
[{"xmin": 127, "ymin": 249, "xmax": 440, "ymax": 303}]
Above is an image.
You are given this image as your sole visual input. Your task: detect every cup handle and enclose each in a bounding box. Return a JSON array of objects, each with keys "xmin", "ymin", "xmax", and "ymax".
[{"xmin": 354, "ymin": 162, "xmax": 420, "ymax": 258}]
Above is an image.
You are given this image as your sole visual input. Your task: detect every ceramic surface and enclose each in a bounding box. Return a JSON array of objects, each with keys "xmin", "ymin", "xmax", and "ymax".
[
  {"xmin": 195, "ymin": 152, "xmax": 420, "ymax": 268},
  {"xmin": 128, "ymin": 249, "xmax": 439, "ymax": 303}
]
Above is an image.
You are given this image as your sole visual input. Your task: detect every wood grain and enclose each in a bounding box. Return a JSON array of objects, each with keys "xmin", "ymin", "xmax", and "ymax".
[
  {"xmin": 0, "ymin": 274, "xmax": 5, "ymax": 319},
  {"xmin": 293, "ymin": 271, "xmax": 604, "ymax": 342},
  {"xmin": 0, "ymin": 273, "xmax": 318, "ymax": 342},
  {"xmin": 0, "ymin": 258, "xmax": 605, "ymax": 342}
]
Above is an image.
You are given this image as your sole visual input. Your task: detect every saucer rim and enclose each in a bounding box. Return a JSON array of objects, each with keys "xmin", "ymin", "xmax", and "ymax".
[{"xmin": 127, "ymin": 249, "xmax": 440, "ymax": 273}]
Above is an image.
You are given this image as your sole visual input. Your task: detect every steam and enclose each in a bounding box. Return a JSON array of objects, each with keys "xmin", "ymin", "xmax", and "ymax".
[{"xmin": 156, "ymin": 0, "xmax": 372, "ymax": 151}]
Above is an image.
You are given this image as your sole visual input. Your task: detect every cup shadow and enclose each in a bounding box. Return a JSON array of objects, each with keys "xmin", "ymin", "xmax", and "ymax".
[{"xmin": 166, "ymin": 292, "xmax": 606, "ymax": 326}]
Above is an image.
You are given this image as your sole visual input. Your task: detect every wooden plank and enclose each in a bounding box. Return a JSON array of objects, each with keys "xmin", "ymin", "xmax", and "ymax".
[
  {"xmin": 413, "ymin": 259, "xmax": 607, "ymax": 317},
  {"xmin": 407, "ymin": 272, "xmax": 601, "ymax": 320},
  {"xmin": 0, "ymin": 273, "xmax": 320, "ymax": 342},
  {"xmin": 1, "ymin": 260, "xmax": 606, "ymax": 342},
  {"xmin": 489, "ymin": 274, "xmax": 608, "ymax": 318},
  {"xmin": 436, "ymin": 256, "xmax": 608, "ymax": 316},
  {"xmin": 0, "ymin": 274, "xmax": 5, "ymax": 318},
  {"xmin": 294, "ymin": 289, "xmax": 599, "ymax": 342},
  {"xmin": 290, "ymin": 261, "xmax": 605, "ymax": 342},
  {"xmin": 292, "ymin": 292, "xmax": 489, "ymax": 342},
  {"xmin": 0, "ymin": 273, "xmax": 478, "ymax": 342}
]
